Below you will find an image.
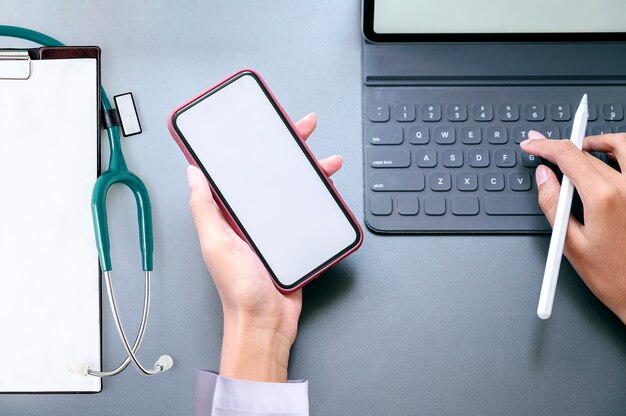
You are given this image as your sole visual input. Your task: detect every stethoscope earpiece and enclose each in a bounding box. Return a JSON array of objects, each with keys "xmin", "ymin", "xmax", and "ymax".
[
  {"xmin": 155, "ymin": 355, "xmax": 174, "ymax": 372},
  {"xmin": 66, "ymin": 354, "xmax": 173, "ymax": 377},
  {"xmin": 66, "ymin": 360, "xmax": 89, "ymax": 376}
]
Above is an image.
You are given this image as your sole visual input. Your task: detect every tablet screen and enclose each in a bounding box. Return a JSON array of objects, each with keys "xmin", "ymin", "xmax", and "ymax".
[
  {"xmin": 173, "ymin": 73, "xmax": 360, "ymax": 288},
  {"xmin": 364, "ymin": 0, "xmax": 626, "ymax": 42}
]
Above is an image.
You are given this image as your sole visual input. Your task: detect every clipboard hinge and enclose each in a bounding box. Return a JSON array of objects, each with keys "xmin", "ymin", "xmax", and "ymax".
[{"xmin": 0, "ymin": 49, "xmax": 31, "ymax": 80}]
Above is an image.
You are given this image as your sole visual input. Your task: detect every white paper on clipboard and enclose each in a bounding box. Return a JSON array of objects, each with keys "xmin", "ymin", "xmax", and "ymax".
[{"xmin": 0, "ymin": 57, "xmax": 101, "ymax": 392}]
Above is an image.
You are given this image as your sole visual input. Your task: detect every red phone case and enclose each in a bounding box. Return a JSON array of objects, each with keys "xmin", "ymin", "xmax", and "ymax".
[{"xmin": 168, "ymin": 69, "xmax": 363, "ymax": 292}]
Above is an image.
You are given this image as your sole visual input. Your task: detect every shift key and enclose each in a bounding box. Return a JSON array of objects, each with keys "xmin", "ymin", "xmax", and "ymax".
[
  {"xmin": 369, "ymin": 148, "xmax": 411, "ymax": 168},
  {"xmin": 370, "ymin": 172, "xmax": 425, "ymax": 191}
]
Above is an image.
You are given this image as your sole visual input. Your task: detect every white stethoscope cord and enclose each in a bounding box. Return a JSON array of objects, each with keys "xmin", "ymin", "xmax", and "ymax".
[{"xmin": 67, "ymin": 271, "xmax": 173, "ymax": 377}]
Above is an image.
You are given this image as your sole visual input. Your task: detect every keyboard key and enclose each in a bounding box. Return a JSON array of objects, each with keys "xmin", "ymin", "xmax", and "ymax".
[
  {"xmin": 550, "ymin": 104, "xmax": 571, "ymax": 121},
  {"xmin": 538, "ymin": 126, "xmax": 560, "ymax": 139},
  {"xmin": 472, "ymin": 104, "xmax": 494, "ymax": 121},
  {"xmin": 369, "ymin": 125, "xmax": 403, "ymax": 145},
  {"xmin": 434, "ymin": 126, "xmax": 456, "ymax": 144},
  {"xmin": 590, "ymin": 125, "xmax": 613, "ymax": 135},
  {"xmin": 521, "ymin": 152, "xmax": 541, "ymax": 167},
  {"xmin": 421, "ymin": 104, "xmax": 442, "ymax": 122},
  {"xmin": 394, "ymin": 104, "xmax": 416, "ymax": 122},
  {"xmin": 524, "ymin": 104, "xmax": 545, "ymax": 121},
  {"xmin": 408, "ymin": 126, "xmax": 429, "ymax": 144},
  {"xmin": 442, "ymin": 149, "xmax": 463, "ymax": 167},
  {"xmin": 512, "ymin": 126, "xmax": 531, "ymax": 143},
  {"xmin": 602, "ymin": 103, "xmax": 624, "ymax": 121},
  {"xmin": 483, "ymin": 172, "xmax": 505, "ymax": 191},
  {"xmin": 369, "ymin": 148, "xmax": 411, "ymax": 168},
  {"xmin": 429, "ymin": 172, "xmax": 452, "ymax": 191},
  {"xmin": 456, "ymin": 173, "xmax": 478, "ymax": 191},
  {"xmin": 460, "ymin": 126, "xmax": 481, "ymax": 144},
  {"xmin": 424, "ymin": 196, "xmax": 446, "ymax": 216},
  {"xmin": 494, "ymin": 149, "xmax": 516, "ymax": 167},
  {"xmin": 588, "ymin": 103, "xmax": 598, "ymax": 121},
  {"xmin": 446, "ymin": 104, "xmax": 467, "ymax": 122},
  {"xmin": 510, "ymin": 172, "xmax": 532, "ymax": 191},
  {"xmin": 370, "ymin": 172, "xmax": 425, "ymax": 191},
  {"xmin": 370, "ymin": 196, "xmax": 392, "ymax": 215},
  {"xmin": 484, "ymin": 195, "xmax": 542, "ymax": 215},
  {"xmin": 397, "ymin": 196, "xmax": 419, "ymax": 215},
  {"xmin": 486, "ymin": 125, "xmax": 508, "ymax": 144},
  {"xmin": 451, "ymin": 195, "xmax": 480, "ymax": 216},
  {"xmin": 565, "ymin": 125, "xmax": 572, "ymax": 138},
  {"xmin": 468, "ymin": 149, "xmax": 490, "ymax": 167},
  {"xmin": 618, "ymin": 125, "xmax": 626, "ymax": 133},
  {"xmin": 569, "ymin": 125, "xmax": 608, "ymax": 139},
  {"xmin": 497, "ymin": 104, "xmax": 519, "ymax": 122},
  {"xmin": 416, "ymin": 149, "xmax": 437, "ymax": 167},
  {"xmin": 367, "ymin": 104, "xmax": 389, "ymax": 122}
]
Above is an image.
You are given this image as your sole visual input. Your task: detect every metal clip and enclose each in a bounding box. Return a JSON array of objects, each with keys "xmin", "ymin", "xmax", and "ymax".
[{"xmin": 0, "ymin": 49, "xmax": 31, "ymax": 80}]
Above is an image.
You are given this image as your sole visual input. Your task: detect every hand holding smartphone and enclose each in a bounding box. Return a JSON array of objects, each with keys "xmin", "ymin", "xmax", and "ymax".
[{"xmin": 168, "ymin": 70, "xmax": 363, "ymax": 292}]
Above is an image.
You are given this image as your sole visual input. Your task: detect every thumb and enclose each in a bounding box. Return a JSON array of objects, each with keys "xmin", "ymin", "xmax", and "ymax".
[
  {"xmin": 535, "ymin": 164, "xmax": 560, "ymax": 226},
  {"xmin": 186, "ymin": 165, "xmax": 232, "ymax": 250},
  {"xmin": 535, "ymin": 164, "xmax": 585, "ymax": 251}
]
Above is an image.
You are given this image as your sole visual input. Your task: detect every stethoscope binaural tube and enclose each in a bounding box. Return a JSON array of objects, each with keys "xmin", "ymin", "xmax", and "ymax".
[
  {"xmin": 0, "ymin": 25, "xmax": 172, "ymax": 378},
  {"xmin": 67, "ymin": 271, "xmax": 173, "ymax": 377}
]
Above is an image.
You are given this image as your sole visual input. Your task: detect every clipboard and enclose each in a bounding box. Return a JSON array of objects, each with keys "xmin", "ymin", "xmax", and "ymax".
[{"xmin": 0, "ymin": 46, "xmax": 102, "ymax": 393}]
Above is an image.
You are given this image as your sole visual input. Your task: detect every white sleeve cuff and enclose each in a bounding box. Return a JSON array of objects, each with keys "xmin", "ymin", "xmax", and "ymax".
[{"xmin": 196, "ymin": 370, "xmax": 309, "ymax": 416}]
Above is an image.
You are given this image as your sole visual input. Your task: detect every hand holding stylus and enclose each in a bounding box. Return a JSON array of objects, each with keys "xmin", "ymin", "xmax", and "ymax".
[
  {"xmin": 186, "ymin": 113, "xmax": 344, "ymax": 382},
  {"xmin": 521, "ymin": 131, "xmax": 626, "ymax": 324},
  {"xmin": 536, "ymin": 95, "xmax": 588, "ymax": 319}
]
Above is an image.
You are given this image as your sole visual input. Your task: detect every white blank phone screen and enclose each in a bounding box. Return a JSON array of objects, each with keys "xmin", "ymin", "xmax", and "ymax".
[{"xmin": 175, "ymin": 74, "xmax": 358, "ymax": 286}]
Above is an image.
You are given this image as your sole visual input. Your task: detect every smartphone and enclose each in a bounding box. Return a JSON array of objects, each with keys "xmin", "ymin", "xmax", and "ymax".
[{"xmin": 168, "ymin": 70, "xmax": 363, "ymax": 292}]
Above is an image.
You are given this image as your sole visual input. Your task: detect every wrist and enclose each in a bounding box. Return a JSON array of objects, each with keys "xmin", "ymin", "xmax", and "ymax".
[{"xmin": 219, "ymin": 312, "xmax": 295, "ymax": 382}]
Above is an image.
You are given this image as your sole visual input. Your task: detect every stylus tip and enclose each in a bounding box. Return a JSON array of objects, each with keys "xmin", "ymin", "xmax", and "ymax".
[{"xmin": 537, "ymin": 311, "xmax": 551, "ymax": 320}]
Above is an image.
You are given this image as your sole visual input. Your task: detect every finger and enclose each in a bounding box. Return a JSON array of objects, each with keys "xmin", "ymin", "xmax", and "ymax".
[
  {"xmin": 535, "ymin": 164, "xmax": 586, "ymax": 250},
  {"xmin": 583, "ymin": 150, "xmax": 622, "ymax": 180},
  {"xmin": 521, "ymin": 131, "xmax": 604, "ymax": 203},
  {"xmin": 583, "ymin": 133, "xmax": 626, "ymax": 168},
  {"xmin": 318, "ymin": 155, "xmax": 343, "ymax": 177},
  {"xmin": 294, "ymin": 113, "xmax": 317, "ymax": 141},
  {"xmin": 186, "ymin": 165, "xmax": 234, "ymax": 248}
]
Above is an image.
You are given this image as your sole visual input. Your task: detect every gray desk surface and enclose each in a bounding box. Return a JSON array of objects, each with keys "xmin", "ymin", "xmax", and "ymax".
[{"xmin": 2, "ymin": 1, "xmax": 625, "ymax": 415}]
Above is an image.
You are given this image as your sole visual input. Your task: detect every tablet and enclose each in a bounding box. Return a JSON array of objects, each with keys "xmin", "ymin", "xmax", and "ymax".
[{"xmin": 363, "ymin": 0, "xmax": 626, "ymax": 42}]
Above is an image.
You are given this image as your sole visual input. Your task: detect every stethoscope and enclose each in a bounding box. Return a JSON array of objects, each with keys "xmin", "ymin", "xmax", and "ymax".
[{"xmin": 0, "ymin": 26, "xmax": 173, "ymax": 378}]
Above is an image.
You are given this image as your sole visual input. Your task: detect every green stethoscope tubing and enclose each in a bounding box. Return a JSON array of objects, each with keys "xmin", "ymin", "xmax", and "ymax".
[
  {"xmin": 0, "ymin": 25, "xmax": 153, "ymax": 272},
  {"xmin": 0, "ymin": 26, "xmax": 170, "ymax": 377}
]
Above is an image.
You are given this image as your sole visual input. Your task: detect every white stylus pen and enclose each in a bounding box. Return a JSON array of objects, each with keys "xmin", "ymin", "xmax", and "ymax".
[{"xmin": 537, "ymin": 94, "xmax": 589, "ymax": 320}]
